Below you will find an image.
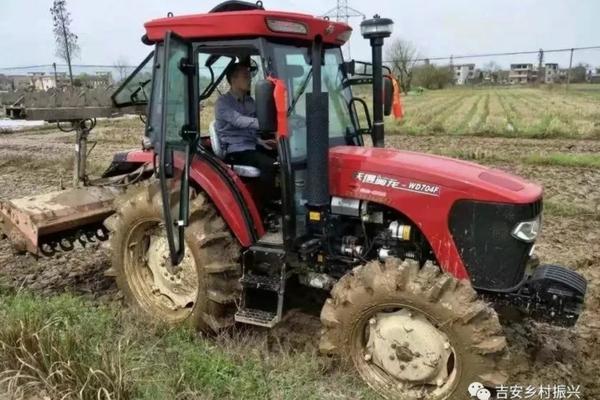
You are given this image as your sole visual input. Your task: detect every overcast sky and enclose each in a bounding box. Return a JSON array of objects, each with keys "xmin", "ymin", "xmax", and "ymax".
[{"xmin": 1, "ymin": 0, "xmax": 599, "ymax": 72}]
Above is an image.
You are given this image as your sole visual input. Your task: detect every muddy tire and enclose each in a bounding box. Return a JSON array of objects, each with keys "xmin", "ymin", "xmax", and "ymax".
[
  {"xmin": 105, "ymin": 181, "xmax": 241, "ymax": 333},
  {"xmin": 320, "ymin": 258, "xmax": 508, "ymax": 400}
]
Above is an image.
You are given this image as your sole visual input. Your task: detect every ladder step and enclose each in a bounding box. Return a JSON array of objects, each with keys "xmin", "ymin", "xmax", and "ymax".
[
  {"xmin": 240, "ymin": 274, "xmax": 281, "ymax": 291},
  {"xmin": 235, "ymin": 308, "xmax": 280, "ymax": 328}
]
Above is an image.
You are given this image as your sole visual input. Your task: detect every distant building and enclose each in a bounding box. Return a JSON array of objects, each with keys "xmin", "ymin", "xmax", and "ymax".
[
  {"xmin": 482, "ymin": 70, "xmax": 501, "ymax": 84},
  {"xmin": 30, "ymin": 73, "xmax": 57, "ymax": 91},
  {"xmin": 0, "ymin": 72, "xmax": 113, "ymax": 92},
  {"xmin": 11, "ymin": 75, "xmax": 33, "ymax": 90},
  {"xmin": 0, "ymin": 75, "xmax": 12, "ymax": 91},
  {"xmin": 509, "ymin": 63, "xmax": 538, "ymax": 84},
  {"xmin": 587, "ymin": 68, "xmax": 600, "ymax": 83},
  {"xmin": 544, "ymin": 63, "xmax": 560, "ymax": 83},
  {"xmin": 76, "ymin": 72, "xmax": 113, "ymax": 88},
  {"xmin": 453, "ymin": 64, "xmax": 476, "ymax": 85}
]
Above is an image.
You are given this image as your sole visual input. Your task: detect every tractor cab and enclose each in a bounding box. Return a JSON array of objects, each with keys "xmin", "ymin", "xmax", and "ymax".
[{"xmin": 112, "ymin": 0, "xmax": 396, "ymax": 253}]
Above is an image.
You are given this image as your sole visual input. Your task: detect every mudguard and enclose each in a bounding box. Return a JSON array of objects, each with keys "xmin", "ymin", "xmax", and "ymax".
[{"xmin": 123, "ymin": 149, "xmax": 264, "ymax": 247}]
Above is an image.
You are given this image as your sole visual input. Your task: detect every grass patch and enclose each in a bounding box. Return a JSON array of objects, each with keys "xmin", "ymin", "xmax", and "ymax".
[
  {"xmin": 0, "ymin": 153, "xmax": 74, "ymax": 171},
  {"xmin": 0, "ymin": 290, "xmax": 377, "ymax": 400},
  {"xmin": 432, "ymin": 148, "xmax": 507, "ymax": 163},
  {"xmin": 524, "ymin": 153, "xmax": 600, "ymax": 168},
  {"xmin": 0, "ymin": 290, "xmax": 132, "ymax": 399}
]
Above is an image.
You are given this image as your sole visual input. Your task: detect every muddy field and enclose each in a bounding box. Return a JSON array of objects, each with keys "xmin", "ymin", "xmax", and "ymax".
[{"xmin": 1, "ymin": 111, "xmax": 599, "ymax": 397}]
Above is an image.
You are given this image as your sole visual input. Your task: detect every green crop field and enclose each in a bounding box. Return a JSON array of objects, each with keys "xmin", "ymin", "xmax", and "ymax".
[{"xmin": 386, "ymin": 85, "xmax": 600, "ymax": 139}]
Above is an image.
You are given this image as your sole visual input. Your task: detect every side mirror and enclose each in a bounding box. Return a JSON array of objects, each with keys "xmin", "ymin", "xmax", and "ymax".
[
  {"xmin": 383, "ymin": 76, "xmax": 394, "ymax": 116},
  {"xmin": 255, "ymin": 79, "xmax": 277, "ymax": 132}
]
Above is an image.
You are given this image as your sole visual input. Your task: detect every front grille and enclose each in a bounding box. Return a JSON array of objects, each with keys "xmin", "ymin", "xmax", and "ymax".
[{"xmin": 449, "ymin": 199, "xmax": 542, "ymax": 290}]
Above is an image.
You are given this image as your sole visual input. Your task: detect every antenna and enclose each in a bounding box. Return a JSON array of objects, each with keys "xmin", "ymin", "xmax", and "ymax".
[{"xmin": 322, "ymin": 0, "xmax": 365, "ymax": 59}]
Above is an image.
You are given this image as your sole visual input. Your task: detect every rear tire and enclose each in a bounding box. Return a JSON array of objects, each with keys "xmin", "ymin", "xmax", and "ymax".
[
  {"xmin": 105, "ymin": 181, "xmax": 241, "ymax": 333},
  {"xmin": 320, "ymin": 258, "xmax": 508, "ymax": 400}
]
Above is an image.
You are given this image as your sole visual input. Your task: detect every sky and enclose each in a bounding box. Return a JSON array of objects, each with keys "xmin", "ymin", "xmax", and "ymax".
[{"xmin": 1, "ymin": 0, "xmax": 599, "ymax": 75}]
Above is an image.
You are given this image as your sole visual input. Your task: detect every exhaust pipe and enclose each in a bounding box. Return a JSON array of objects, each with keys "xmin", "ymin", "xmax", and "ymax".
[{"xmin": 306, "ymin": 36, "xmax": 329, "ymax": 210}]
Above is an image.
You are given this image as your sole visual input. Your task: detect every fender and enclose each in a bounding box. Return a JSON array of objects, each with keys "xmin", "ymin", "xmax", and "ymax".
[{"xmin": 122, "ymin": 149, "xmax": 264, "ymax": 247}]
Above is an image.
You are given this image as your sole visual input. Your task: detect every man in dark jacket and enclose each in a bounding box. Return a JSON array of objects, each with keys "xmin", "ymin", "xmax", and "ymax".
[{"xmin": 214, "ymin": 63, "xmax": 277, "ymax": 207}]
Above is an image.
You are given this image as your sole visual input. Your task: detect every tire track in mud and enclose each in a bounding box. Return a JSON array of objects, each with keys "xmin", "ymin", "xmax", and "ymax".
[{"xmin": 0, "ymin": 239, "xmax": 118, "ymax": 301}]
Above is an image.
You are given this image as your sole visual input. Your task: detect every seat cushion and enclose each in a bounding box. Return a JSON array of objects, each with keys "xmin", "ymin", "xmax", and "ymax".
[
  {"xmin": 209, "ymin": 120, "xmax": 260, "ymax": 177},
  {"xmin": 232, "ymin": 165, "xmax": 261, "ymax": 177}
]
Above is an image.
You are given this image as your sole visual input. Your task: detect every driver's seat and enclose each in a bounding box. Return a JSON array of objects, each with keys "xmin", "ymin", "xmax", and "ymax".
[{"xmin": 209, "ymin": 121, "xmax": 260, "ymax": 178}]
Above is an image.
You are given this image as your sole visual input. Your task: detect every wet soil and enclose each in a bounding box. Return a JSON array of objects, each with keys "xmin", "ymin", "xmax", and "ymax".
[{"xmin": 1, "ymin": 121, "xmax": 599, "ymax": 396}]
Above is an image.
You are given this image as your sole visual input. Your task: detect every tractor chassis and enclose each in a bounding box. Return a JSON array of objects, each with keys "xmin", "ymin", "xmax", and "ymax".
[{"xmin": 478, "ymin": 264, "xmax": 586, "ymax": 327}]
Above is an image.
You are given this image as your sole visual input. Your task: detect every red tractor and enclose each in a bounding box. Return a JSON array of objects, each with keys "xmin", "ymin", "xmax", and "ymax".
[{"xmin": 0, "ymin": 2, "xmax": 586, "ymax": 399}]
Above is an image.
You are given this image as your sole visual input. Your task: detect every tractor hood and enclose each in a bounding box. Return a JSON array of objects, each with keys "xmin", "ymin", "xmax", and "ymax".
[{"xmin": 329, "ymin": 146, "xmax": 542, "ymax": 204}]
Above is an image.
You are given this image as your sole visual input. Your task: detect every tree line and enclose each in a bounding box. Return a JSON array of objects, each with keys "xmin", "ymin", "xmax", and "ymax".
[{"xmin": 385, "ymin": 38, "xmax": 596, "ymax": 92}]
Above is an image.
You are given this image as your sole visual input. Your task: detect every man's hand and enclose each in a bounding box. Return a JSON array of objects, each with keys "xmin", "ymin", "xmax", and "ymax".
[{"xmin": 258, "ymin": 138, "xmax": 277, "ymax": 150}]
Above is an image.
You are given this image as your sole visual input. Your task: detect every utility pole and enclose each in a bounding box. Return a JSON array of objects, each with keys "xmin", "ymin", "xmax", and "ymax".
[
  {"xmin": 537, "ymin": 48, "xmax": 544, "ymax": 84},
  {"xmin": 566, "ymin": 48, "xmax": 574, "ymax": 91},
  {"xmin": 322, "ymin": 0, "xmax": 365, "ymax": 59},
  {"xmin": 52, "ymin": 62, "xmax": 58, "ymax": 88}
]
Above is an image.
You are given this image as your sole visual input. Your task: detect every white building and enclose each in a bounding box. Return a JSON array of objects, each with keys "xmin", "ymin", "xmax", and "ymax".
[
  {"xmin": 589, "ymin": 68, "xmax": 600, "ymax": 83},
  {"xmin": 453, "ymin": 64, "xmax": 476, "ymax": 85},
  {"xmin": 30, "ymin": 73, "xmax": 57, "ymax": 91},
  {"xmin": 544, "ymin": 63, "xmax": 559, "ymax": 83},
  {"xmin": 509, "ymin": 64, "xmax": 537, "ymax": 84}
]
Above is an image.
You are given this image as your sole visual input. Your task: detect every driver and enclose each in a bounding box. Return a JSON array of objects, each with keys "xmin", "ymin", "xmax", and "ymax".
[{"xmin": 214, "ymin": 62, "xmax": 277, "ymax": 207}]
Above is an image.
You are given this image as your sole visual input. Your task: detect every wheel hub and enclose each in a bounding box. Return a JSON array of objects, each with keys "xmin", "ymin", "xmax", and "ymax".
[
  {"xmin": 365, "ymin": 309, "xmax": 453, "ymax": 385},
  {"xmin": 146, "ymin": 233, "xmax": 197, "ymax": 311}
]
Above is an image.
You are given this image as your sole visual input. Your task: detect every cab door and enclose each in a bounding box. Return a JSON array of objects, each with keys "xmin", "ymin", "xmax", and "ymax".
[{"xmin": 156, "ymin": 31, "xmax": 197, "ymax": 266}]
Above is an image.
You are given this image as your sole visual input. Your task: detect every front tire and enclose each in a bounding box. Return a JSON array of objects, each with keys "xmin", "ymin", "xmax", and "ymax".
[
  {"xmin": 320, "ymin": 258, "xmax": 508, "ymax": 400},
  {"xmin": 105, "ymin": 182, "xmax": 241, "ymax": 333}
]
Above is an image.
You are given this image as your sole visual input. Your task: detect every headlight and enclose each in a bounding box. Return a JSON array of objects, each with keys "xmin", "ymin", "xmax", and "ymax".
[{"xmin": 512, "ymin": 215, "xmax": 541, "ymax": 242}]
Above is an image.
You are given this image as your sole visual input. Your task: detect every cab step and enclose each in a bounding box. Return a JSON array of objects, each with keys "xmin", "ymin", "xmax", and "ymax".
[
  {"xmin": 235, "ymin": 245, "xmax": 287, "ymax": 328},
  {"xmin": 240, "ymin": 273, "xmax": 281, "ymax": 291},
  {"xmin": 235, "ymin": 308, "xmax": 280, "ymax": 328}
]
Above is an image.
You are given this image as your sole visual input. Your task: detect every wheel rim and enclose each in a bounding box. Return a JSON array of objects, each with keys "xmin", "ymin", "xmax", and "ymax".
[
  {"xmin": 351, "ymin": 303, "xmax": 460, "ymax": 399},
  {"xmin": 123, "ymin": 218, "xmax": 199, "ymax": 322}
]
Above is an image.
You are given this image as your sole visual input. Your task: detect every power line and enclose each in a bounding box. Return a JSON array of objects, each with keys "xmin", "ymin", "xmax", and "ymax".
[
  {"xmin": 403, "ymin": 45, "xmax": 600, "ymax": 63},
  {"xmin": 0, "ymin": 64, "xmax": 54, "ymax": 70},
  {"xmin": 0, "ymin": 63, "xmax": 138, "ymax": 71},
  {"xmin": 2, "ymin": 45, "xmax": 600, "ymax": 71}
]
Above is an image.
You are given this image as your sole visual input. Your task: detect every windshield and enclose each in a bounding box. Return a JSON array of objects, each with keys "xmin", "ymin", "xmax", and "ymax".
[{"xmin": 271, "ymin": 44, "xmax": 355, "ymax": 161}]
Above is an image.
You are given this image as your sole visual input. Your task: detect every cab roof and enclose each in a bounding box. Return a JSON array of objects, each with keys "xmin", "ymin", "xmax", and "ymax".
[{"xmin": 144, "ymin": 5, "xmax": 352, "ymax": 46}]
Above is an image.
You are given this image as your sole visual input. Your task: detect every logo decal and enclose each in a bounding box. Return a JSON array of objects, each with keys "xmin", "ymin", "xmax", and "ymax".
[{"xmin": 354, "ymin": 172, "xmax": 441, "ymax": 197}]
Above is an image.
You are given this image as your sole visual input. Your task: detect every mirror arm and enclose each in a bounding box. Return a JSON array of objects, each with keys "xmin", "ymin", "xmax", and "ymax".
[{"xmin": 349, "ymin": 97, "xmax": 372, "ymax": 134}]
